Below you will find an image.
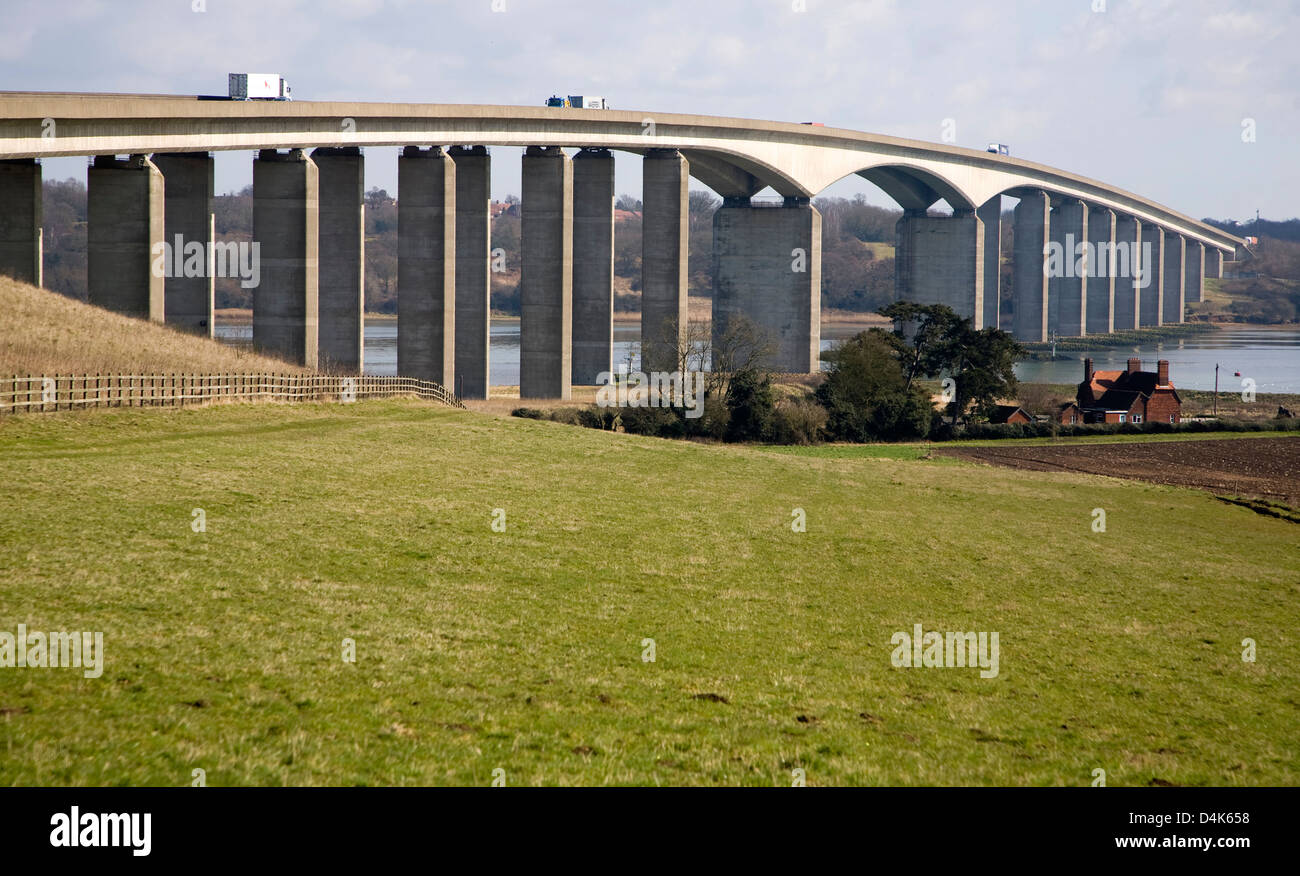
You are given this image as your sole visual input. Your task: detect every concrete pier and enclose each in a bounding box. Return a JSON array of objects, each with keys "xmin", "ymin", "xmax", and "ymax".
[
  {"xmin": 1206, "ymin": 247, "xmax": 1223, "ymax": 280},
  {"xmin": 252, "ymin": 148, "xmax": 319, "ymax": 368},
  {"xmin": 1048, "ymin": 199, "xmax": 1087, "ymax": 336},
  {"xmin": 895, "ymin": 208, "xmax": 984, "ymax": 328},
  {"xmin": 641, "ymin": 149, "xmax": 689, "ymax": 373},
  {"xmin": 1113, "ymin": 215, "xmax": 1141, "ymax": 331},
  {"xmin": 1140, "ymin": 223, "xmax": 1164, "ymax": 327},
  {"xmin": 1086, "ymin": 205, "xmax": 1115, "ymax": 335},
  {"xmin": 520, "ymin": 146, "xmax": 572, "ymax": 399},
  {"xmin": 571, "ymin": 148, "xmax": 614, "ymax": 384},
  {"xmin": 152, "ymin": 153, "xmax": 215, "ymax": 335},
  {"xmin": 1012, "ymin": 191, "xmax": 1050, "ymax": 343},
  {"xmin": 0, "ymin": 158, "xmax": 42, "ymax": 287},
  {"xmin": 1185, "ymin": 240, "xmax": 1204, "ymax": 305},
  {"xmin": 311, "ymin": 147, "xmax": 365, "ymax": 373},
  {"xmin": 448, "ymin": 146, "xmax": 491, "ymax": 399},
  {"xmin": 88, "ymin": 154, "xmax": 164, "ymax": 321},
  {"xmin": 1162, "ymin": 231, "xmax": 1185, "ymax": 324},
  {"xmin": 397, "ymin": 146, "xmax": 455, "ymax": 385},
  {"xmin": 976, "ymin": 196, "xmax": 1001, "ymax": 330},
  {"xmin": 713, "ymin": 198, "xmax": 821, "ymax": 374}
]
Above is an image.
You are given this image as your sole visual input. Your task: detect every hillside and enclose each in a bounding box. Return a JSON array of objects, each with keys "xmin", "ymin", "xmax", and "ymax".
[{"xmin": 0, "ymin": 276, "xmax": 305, "ymax": 375}]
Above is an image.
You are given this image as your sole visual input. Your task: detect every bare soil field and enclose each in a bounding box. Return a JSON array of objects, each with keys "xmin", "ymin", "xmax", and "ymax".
[{"xmin": 937, "ymin": 436, "xmax": 1300, "ymax": 508}]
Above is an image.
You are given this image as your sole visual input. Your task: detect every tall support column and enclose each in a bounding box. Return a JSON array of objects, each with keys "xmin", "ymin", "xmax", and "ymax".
[
  {"xmin": 0, "ymin": 158, "xmax": 42, "ymax": 287},
  {"xmin": 1139, "ymin": 223, "xmax": 1164, "ymax": 327},
  {"xmin": 713, "ymin": 197, "xmax": 821, "ymax": 374},
  {"xmin": 1113, "ymin": 215, "xmax": 1141, "ymax": 331},
  {"xmin": 1086, "ymin": 205, "xmax": 1115, "ymax": 335},
  {"xmin": 1012, "ymin": 190, "xmax": 1050, "ymax": 342},
  {"xmin": 641, "ymin": 149, "xmax": 689, "ymax": 373},
  {"xmin": 397, "ymin": 146, "xmax": 455, "ymax": 385},
  {"xmin": 894, "ymin": 208, "xmax": 984, "ymax": 328},
  {"xmin": 1185, "ymin": 240, "xmax": 1205, "ymax": 305},
  {"xmin": 153, "ymin": 152, "xmax": 215, "ymax": 335},
  {"xmin": 1206, "ymin": 248, "xmax": 1223, "ymax": 280},
  {"xmin": 1048, "ymin": 198, "xmax": 1087, "ymax": 337},
  {"xmin": 448, "ymin": 146, "xmax": 491, "ymax": 399},
  {"xmin": 976, "ymin": 196, "xmax": 1000, "ymax": 330},
  {"xmin": 571, "ymin": 148, "xmax": 614, "ymax": 384},
  {"xmin": 88, "ymin": 154, "xmax": 164, "ymax": 321},
  {"xmin": 520, "ymin": 146, "xmax": 571, "ymax": 399},
  {"xmin": 1162, "ymin": 231, "xmax": 1185, "ymax": 324},
  {"xmin": 253, "ymin": 149, "xmax": 319, "ymax": 368},
  {"xmin": 311, "ymin": 147, "xmax": 365, "ymax": 373}
]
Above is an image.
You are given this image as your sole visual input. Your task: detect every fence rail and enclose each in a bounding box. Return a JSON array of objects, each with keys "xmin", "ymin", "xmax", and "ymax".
[{"xmin": 0, "ymin": 373, "xmax": 463, "ymax": 414}]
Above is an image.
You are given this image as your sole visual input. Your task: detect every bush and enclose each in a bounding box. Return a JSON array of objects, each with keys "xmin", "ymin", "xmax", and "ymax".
[
  {"xmin": 511, "ymin": 407, "xmax": 545, "ymax": 419},
  {"xmin": 770, "ymin": 397, "xmax": 828, "ymax": 445},
  {"xmin": 724, "ymin": 369, "xmax": 776, "ymax": 442}
]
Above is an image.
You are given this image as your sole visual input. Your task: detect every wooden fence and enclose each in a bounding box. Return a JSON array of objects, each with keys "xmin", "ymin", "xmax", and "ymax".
[{"xmin": 0, "ymin": 373, "xmax": 463, "ymax": 414}]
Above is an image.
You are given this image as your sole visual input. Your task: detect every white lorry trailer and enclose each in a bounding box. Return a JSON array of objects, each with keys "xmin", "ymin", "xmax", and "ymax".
[{"xmin": 228, "ymin": 74, "xmax": 292, "ymax": 100}]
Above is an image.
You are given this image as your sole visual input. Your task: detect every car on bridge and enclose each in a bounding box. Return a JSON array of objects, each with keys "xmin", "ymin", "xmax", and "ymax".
[{"xmin": 545, "ymin": 95, "xmax": 610, "ymax": 109}]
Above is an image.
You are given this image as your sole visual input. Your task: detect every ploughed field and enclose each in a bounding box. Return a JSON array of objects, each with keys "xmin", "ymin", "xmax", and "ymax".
[
  {"xmin": 936, "ymin": 437, "xmax": 1300, "ymax": 509},
  {"xmin": 1, "ymin": 401, "xmax": 1297, "ymax": 786}
]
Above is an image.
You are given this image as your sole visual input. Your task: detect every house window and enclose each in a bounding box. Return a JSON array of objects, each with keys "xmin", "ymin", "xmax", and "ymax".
[
  {"xmin": 1118, "ymin": 414, "xmax": 1126, "ymax": 423},
  {"xmin": 1169, "ymin": 415, "xmax": 1175, "ymax": 423},
  {"xmin": 1133, "ymin": 414, "xmax": 1142, "ymax": 423}
]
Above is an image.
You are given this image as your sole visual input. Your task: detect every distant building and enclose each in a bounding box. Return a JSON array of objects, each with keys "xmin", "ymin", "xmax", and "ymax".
[
  {"xmin": 1057, "ymin": 401, "xmax": 1081, "ymax": 425},
  {"xmin": 1074, "ymin": 358, "xmax": 1181, "ymax": 425},
  {"xmin": 988, "ymin": 404, "xmax": 1032, "ymax": 425}
]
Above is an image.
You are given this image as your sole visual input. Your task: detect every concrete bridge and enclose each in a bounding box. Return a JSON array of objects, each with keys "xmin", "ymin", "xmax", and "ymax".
[{"xmin": 0, "ymin": 92, "xmax": 1245, "ymax": 398}]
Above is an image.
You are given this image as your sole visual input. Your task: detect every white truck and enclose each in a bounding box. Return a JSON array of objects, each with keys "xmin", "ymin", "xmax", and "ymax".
[
  {"xmin": 545, "ymin": 95, "xmax": 610, "ymax": 109},
  {"xmin": 986, "ymin": 143, "xmax": 1010, "ymax": 156},
  {"xmin": 228, "ymin": 73, "xmax": 292, "ymax": 101}
]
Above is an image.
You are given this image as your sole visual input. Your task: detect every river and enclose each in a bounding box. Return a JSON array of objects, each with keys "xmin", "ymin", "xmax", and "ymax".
[{"xmin": 213, "ymin": 321, "xmax": 1300, "ymax": 394}]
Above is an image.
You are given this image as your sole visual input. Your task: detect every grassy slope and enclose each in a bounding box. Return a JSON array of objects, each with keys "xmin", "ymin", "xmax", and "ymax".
[
  {"xmin": 0, "ymin": 277, "xmax": 304, "ymax": 375},
  {"xmin": 1, "ymin": 401, "xmax": 1296, "ymax": 786}
]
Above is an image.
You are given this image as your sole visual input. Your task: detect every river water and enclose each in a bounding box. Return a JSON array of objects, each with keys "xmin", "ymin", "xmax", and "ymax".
[{"xmin": 214, "ymin": 321, "xmax": 1300, "ymax": 393}]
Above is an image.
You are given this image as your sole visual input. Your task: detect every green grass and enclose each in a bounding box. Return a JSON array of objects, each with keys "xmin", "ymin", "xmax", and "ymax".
[{"xmin": 1, "ymin": 400, "xmax": 1297, "ymax": 786}]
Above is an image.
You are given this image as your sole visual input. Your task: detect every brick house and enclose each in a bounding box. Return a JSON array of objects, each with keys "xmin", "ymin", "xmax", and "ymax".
[
  {"xmin": 989, "ymin": 404, "xmax": 1032, "ymax": 425},
  {"xmin": 1075, "ymin": 358, "xmax": 1182, "ymax": 425}
]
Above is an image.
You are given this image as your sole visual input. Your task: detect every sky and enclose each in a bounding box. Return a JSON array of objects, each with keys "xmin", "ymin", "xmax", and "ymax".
[{"xmin": 3, "ymin": 0, "xmax": 1296, "ymax": 221}]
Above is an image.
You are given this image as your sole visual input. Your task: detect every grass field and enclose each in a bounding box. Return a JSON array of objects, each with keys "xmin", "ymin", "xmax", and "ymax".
[{"xmin": 1, "ymin": 400, "xmax": 1297, "ymax": 786}]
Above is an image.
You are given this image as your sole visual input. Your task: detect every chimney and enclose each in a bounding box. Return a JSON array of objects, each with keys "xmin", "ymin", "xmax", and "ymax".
[
  {"xmin": 1127, "ymin": 358, "xmax": 1141, "ymax": 374},
  {"xmin": 1083, "ymin": 358, "xmax": 1094, "ymax": 381},
  {"xmin": 1157, "ymin": 360, "xmax": 1169, "ymax": 385}
]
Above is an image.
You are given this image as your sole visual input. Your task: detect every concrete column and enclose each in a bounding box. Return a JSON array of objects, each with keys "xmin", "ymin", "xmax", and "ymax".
[
  {"xmin": 397, "ymin": 146, "xmax": 455, "ymax": 385},
  {"xmin": 88, "ymin": 154, "xmax": 164, "ymax": 321},
  {"xmin": 1086, "ymin": 205, "xmax": 1115, "ymax": 335},
  {"xmin": 1012, "ymin": 191, "xmax": 1050, "ymax": 342},
  {"xmin": 448, "ymin": 146, "xmax": 491, "ymax": 400},
  {"xmin": 976, "ymin": 196, "xmax": 1000, "ymax": 330},
  {"xmin": 1185, "ymin": 240, "xmax": 1204, "ymax": 305},
  {"xmin": 520, "ymin": 146, "xmax": 571, "ymax": 399},
  {"xmin": 0, "ymin": 159, "xmax": 42, "ymax": 287},
  {"xmin": 1113, "ymin": 215, "xmax": 1141, "ymax": 331},
  {"xmin": 1139, "ymin": 223, "xmax": 1163, "ymax": 327},
  {"xmin": 571, "ymin": 148, "xmax": 614, "ymax": 384},
  {"xmin": 641, "ymin": 149, "xmax": 689, "ymax": 373},
  {"xmin": 1048, "ymin": 199, "xmax": 1087, "ymax": 336},
  {"xmin": 713, "ymin": 198, "xmax": 821, "ymax": 374},
  {"xmin": 152, "ymin": 153, "xmax": 214, "ymax": 336},
  {"xmin": 1206, "ymin": 248, "xmax": 1223, "ymax": 280},
  {"xmin": 311, "ymin": 147, "xmax": 365, "ymax": 373},
  {"xmin": 895, "ymin": 208, "xmax": 984, "ymax": 328},
  {"xmin": 252, "ymin": 149, "xmax": 319, "ymax": 368},
  {"xmin": 1162, "ymin": 231, "xmax": 1185, "ymax": 324}
]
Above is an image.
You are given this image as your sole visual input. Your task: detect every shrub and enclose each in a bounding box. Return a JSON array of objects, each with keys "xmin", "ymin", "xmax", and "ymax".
[
  {"xmin": 724, "ymin": 368, "xmax": 776, "ymax": 442},
  {"xmin": 771, "ymin": 397, "xmax": 829, "ymax": 445}
]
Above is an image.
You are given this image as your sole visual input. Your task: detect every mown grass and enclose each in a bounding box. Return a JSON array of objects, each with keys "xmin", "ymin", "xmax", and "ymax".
[{"xmin": 1, "ymin": 400, "xmax": 1296, "ymax": 786}]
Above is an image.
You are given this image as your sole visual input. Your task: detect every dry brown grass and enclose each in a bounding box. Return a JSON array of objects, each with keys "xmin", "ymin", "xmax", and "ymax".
[{"xmin": 1, "ymin": 276, "xmax": 306, "ymax": 375}]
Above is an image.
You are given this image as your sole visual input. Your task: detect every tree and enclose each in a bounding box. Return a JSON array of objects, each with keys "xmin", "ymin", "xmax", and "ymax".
[
  {"xmin": 615, "ymin": 194, "xmax": 642, "ymax": 212},
  {"xmin": 877, "ymin": 301, "xmax": 964, "ymax": 391},
  {"xmin": 816, "ymin": 329, "xmax": 934, "ymax": 442},
  {"xmin": 724, "ymin": 368, "xmax": 775, "ymax": 442}
]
